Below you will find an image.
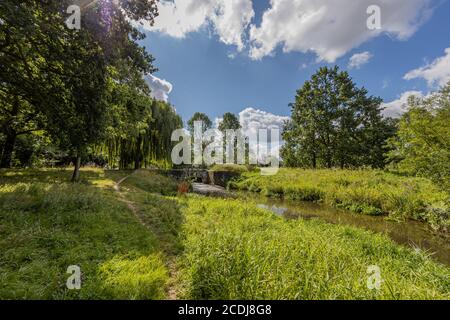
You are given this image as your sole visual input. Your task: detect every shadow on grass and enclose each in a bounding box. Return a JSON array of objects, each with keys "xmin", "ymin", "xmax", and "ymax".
[{"xmin": 0, "ymin": 168, "xmax": 106, "ymax": 185}]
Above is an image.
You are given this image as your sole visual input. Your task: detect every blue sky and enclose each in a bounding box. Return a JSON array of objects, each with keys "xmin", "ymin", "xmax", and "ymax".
[{"xmin": 140, "ymin": 0, "xmax": 450, "ymax": 126}]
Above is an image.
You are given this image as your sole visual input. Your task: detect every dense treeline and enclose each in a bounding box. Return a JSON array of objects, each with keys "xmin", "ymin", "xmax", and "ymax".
[
  {"xmin": 281, "ymin": 66, "xmax": 449, "ymax": 189},
  {"xmin": 281, "ymin": 66, "xmax": 398, "ymax": 169},
  {"xmin": 387, "ymin": 85, "xmax": 450, "ymax": 189},
  {"xmin": 0, "ymin": 0, "xmax": 182, "ymax": 180}
]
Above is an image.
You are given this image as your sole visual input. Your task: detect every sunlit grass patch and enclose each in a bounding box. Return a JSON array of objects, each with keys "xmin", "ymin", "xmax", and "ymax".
[
  {"xmin": 177, "ymin": 197, "xmax": 450, "ymax": 300},
  {"xmin": 0, "ymin": 171, "xmax": 169, "ymax": 299},
  {"xmin": 98, "ymin": 254, "xmax": 168, "ymax": 300},
  {"xmin": 119, "ymin": 169, "xmax": 179, "ymax": 196}
]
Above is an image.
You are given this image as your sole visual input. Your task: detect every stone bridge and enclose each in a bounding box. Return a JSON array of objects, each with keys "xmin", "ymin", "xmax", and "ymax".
[{"xmin": 158, "ymin": 168, "xmax": 240, "ymax": 188}]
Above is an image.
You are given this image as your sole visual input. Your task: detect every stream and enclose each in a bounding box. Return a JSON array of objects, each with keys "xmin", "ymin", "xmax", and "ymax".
[
  {"xmin": 191, "ymin": 183, "xmax": 450, "ymax": 265},
  {"xmin": 239, "ymin": 192, "xmax": 450, "ymax": 266}
]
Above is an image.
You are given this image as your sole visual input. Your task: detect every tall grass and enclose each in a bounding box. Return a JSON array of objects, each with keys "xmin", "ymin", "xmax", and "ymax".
[
  {"xmin": 210, "ymin": 164, "xmax": 253, "ymax": 173},
  {"xmin": 230, "ymin": 169, "xmax": 449, "ymax": 232},
  {"xmin": 2, "ymin": 168, "xmax": 449, "ymax": 300},
  {"xmin": 0, "ymin": 170, "xmax": 169, "ymax": 299},
  {"xmin": 178, "ymin": 197, "xmax": 450, "ymax": 300},
  {"xmin": 116, "ymin": 169, "xmax": 179, "ymax": 196}
]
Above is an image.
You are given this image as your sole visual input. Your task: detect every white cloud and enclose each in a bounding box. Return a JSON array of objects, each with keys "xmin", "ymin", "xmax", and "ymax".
[
  {"xmin": 145, "ymin": 74, "xmax": 173, "ymax": 102},
  {"xmin": 381, "ymin": 91, "xmax": 424, "ymax": 118},
  {"xmin": 239, "ymin": 107, "xmax": 289, "ymax": 138},
  {"xmin": 249, "ymin": 0, "xmax": 433, "ymax": 62},
  {"xmin": 144, "ymin": 0, "xmax": 254, "ymax": 51},
  {"xmin": 348, "ymin": 51, "xmax": 373, "ymax": 69},
  {"xmin": 238, "ymin": 108, "xmax": 289, "ymax": 162},
  {"xmin": 214, "ymin": 117, "xmax": 223, "ymax": 129},
  {"xmin": 404, "ymin": 47, "xmax": 450, "ymax": 87}
]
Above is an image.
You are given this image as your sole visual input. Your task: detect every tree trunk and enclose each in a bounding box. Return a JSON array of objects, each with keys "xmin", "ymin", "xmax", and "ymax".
[
  {"xmin": 71, "ymin": 156, "xmax": 82, "ymax": 182},
  {"xmin": 134, "ymin": 135, "xmax": 142, "ymax": 170},
  {"xmin": 0, "ymin": 130, "xmax": 17, "ymax": 168},
  {"xmin": 0, "ymin": 96, "xmax": 20, "ymax": 169}
]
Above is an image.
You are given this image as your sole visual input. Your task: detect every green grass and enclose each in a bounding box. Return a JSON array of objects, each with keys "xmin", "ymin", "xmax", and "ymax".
[
  {"xmin": 0, "ymin": 168, "xmax": 172, "ymax": 299},
  {"xmin": 210, "ymin": 164, "xmax": 253, "ymax": 173},
  {"xmin": 230, "ymin": 168, "xmax": 450, "ymax": 232},
  {"xmin": 1, "ymin": 168, "xmax": 449, "ymax": 300},
  {"xmin": 177, "ymin": 197, "xmax": 450, "ymax": 299},
  {"xmin": 119, "ymin": 169, "xmax": 179, "ymax": 196}
]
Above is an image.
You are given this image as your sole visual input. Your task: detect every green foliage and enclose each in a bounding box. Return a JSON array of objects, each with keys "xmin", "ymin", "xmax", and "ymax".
[
  {"xmin": 210, "ymin": 164, "xmax": 250, "ymax": 173},
  {"xmin": 218, "ymin": 113, "xmax": 241, "ymax": 132},
  {"xmin": 387, "ymin": 84, "xmax": 450, "ymax": 190},
  {"xmin": 106, "ymin": 169, "xmax": 184, "ymax": 255},
  {"xmin": 123, "ymin": 170, "xmax": 179, "ymax": 196},
  {"xmin": 232, "ymin": 168, "xmax": 449, "ymax": 232},
  {"xmin": 0, "ymin": 0, "xmax": 175, "ymax": 179},
  {"xmin": 281, "ymin": 66, "xmax": 397, "ymax": 169},
  {"xmin": 105, "ymin": 94, "xmax": 183, "ymax": 170},
  {"xmin": 187, "ymin": 112, "xmax": 213, "ymax": 134},
  {"xmin": 178, "ymin": 197, "xmax": 450, "ymax": 299}
]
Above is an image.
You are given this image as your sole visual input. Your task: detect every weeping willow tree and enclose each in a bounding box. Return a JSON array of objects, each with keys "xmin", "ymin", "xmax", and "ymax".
[{"xmin": 102, "ymin": 81, "xmax": 182, "ymax": 170}]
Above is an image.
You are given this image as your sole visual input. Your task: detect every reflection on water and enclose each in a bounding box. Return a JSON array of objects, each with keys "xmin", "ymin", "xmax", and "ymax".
[{"xmin": 247, "ymin": 194, "xmax": 450, "ymax": 265}]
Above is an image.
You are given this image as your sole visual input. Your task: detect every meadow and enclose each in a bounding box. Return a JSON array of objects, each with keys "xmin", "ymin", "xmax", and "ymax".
[
  {"xmin": 0, "ymin": 169, "xmax": 171, "ymax": 299},
  {"xmin": 0, "ymin": 169, "xmax": 449, "ymax": 299},
  {"xmin": 230, "ymin": 168, "xmax": 450, "ymax": 233}
]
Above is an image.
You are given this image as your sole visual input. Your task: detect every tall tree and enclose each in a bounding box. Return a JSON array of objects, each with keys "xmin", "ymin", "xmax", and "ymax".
[
  {"xmin": 0, "ymin": 0, "xmax": 160, "ymax": 180},
  {"xmin": 0, "ymin": 1, "xmax": 71, "ymax": 168},
  {"xmin": 218, "ymin": 113, "xmax": 241, "ymax": 132},
  {"xmin": 187, "ymin": 112, "xmax": 212, "ymax": 134},
  {"xmin": 281, "ymin": 66, "xmax": 395, "ymax": 169},
  {"xmin": 387, "ymin": 83, "xmax": 450, "ymax": 189},
  {"xmin": 218, "ymin": 113, "xmax": 242, "ymax": 164}
]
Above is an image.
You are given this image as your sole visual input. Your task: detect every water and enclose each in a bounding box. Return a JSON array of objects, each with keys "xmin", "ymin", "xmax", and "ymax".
[{"xmin": 239, "ymin": 193, "xmax": 450, "ymax": 265}]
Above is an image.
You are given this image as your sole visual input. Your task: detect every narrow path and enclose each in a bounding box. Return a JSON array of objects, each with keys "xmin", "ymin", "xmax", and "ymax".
[{"xmin": 113, "ymin": 172, "xmax": 179, "ymax": 300}]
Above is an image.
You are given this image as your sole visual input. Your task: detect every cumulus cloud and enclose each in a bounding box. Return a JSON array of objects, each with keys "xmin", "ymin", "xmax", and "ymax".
[
  {"xmin": 348, "ymin": 51, "xmax": 373, "ymax": 69},
  {"xmin": 237, "ymin": 108, "xmax": 289, "ymax": 163},
  {"xmin": 404, "ymin": 47, "xmax": 450, "ymax": 87},
  {"xmin": 143, "ymin": 0, "xmax": 254, "ymax": 51},
  {"xmin": 239, "ymin": 107, "xmax": 289, "ymax": 138},
  {"xmin": 381, "ymin": 91, "xmax": 424, "ymax": 118},
  {"xmin": 249, "ymin": 0, "xmax": 433, "ymax": 62},
  {"xmin": 145, "ymin": 74, "xmax": 173, "ymax": 102},
  {"xmin": 214, "ymin": 117, "xmax": 223, "ymax": 129}
]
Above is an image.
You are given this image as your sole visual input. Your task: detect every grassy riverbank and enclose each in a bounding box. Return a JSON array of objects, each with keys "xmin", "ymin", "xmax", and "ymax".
[
  {"xmin": 177, "ymin": 197, "xmax": 449, "ymax": 299},
  {"xmin": 0, "ymin": 169, "xmax": 449, "ymax": 299},
  {"xmin": 230, "ymin": 169, "xmax": 449, "ymax": 232}
]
